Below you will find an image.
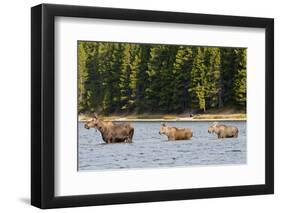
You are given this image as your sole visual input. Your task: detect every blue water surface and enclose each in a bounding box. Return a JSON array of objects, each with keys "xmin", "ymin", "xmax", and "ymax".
[{"xmin": 78, "ymin": 121, "xmax": 246, "ymax": 171}]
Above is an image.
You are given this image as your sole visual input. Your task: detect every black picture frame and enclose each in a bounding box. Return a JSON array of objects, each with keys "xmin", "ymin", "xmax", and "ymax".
[{"xmin": 31, "ymin": 3, "xmax": 274, "ymax": 209}]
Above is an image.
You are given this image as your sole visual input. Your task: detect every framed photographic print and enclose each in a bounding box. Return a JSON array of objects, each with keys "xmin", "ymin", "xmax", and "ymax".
[{"xmin": 31, "ymin": 3, "xmax": 274, "ymax": 209}]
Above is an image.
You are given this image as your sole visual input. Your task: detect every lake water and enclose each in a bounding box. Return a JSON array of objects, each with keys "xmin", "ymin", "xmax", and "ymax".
[{"xmin": 78, "ymin": 121, "xmax": 246, "ymax": 171}]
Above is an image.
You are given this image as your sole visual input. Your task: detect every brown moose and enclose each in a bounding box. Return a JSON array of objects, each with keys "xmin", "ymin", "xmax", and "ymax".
[
  {"xmin": 208, "ymin": 122, "xmax": 238, "ymax": 139},
  {"xmin": 84, "ymin": 114, "xmax": 134, "ymax": 143},
  {"xmin": 159, "ymin": 123, "xmax": 193, "ymax": 141}
]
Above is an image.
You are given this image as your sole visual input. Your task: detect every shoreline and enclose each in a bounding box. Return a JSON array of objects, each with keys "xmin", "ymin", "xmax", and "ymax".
[
  {"xmin": 79, "ymin": 118, "xmax": 246, "ymax": 122},
  {"xmin": 79, "ymin": 114, "xmax": 246, "ymax": 122}
]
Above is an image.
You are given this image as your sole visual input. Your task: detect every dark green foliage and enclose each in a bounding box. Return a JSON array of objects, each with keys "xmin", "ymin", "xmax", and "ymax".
[
  {"xmin": 189, "ymin": 47, "xmax": 207, "ymax": 112},
  {"xmin": 78, "ymin": 41, "xmax": 247, "ymax": 114},
  {"xmin": 171, "ymin": 46, "xmax": 193, "ymax": 112},
  {"xmin": 232, "ymin": 49, "xmax": 247, "ymax": 107}
]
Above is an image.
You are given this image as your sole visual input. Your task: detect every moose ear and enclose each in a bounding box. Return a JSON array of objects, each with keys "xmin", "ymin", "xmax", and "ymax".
[
  {"xmin": 213, "ymin": 122, "xmax": 218, "ymax": 126},
  {"xmin": 93, "ymin": 112, "xmax": 98, "ymax": 119},
  {"xmin": 161, "ymin": 122, "xmax": 166, "ymax": 126}
]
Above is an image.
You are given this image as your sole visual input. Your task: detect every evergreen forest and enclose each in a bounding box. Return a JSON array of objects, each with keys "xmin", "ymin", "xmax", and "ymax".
[{"xmin": 78, "ymin": 41, "xmax": 246, "ymax": 115}]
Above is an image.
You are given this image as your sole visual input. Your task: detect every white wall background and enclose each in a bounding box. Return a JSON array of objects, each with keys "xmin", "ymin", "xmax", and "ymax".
[{"xmin": 0, "ymin": 0, "xmax": 279, "ymax": 212}]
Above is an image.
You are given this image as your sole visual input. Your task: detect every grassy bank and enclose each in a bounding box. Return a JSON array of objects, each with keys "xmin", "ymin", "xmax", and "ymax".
[{"xmin": 79, "ymin": 111, "xmax": 246, "ymax": 122}]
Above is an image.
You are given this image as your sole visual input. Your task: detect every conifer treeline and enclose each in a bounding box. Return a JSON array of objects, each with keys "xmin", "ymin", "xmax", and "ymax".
[{"xmin": 78, "ymin": 41, "xmax": 246, "ymax": 115}]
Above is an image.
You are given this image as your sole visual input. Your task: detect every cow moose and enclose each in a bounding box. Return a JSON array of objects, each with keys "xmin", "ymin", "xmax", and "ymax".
[
  {"xmin": 159, "ymin": 123, "xmax": 193, "ymax": 141},
  {"xmin": 208, "ymin": 122, "xmax": 239, "ymax": 139},
  {"xmin": 84, "ymin": 113, "xmax": 134, "ymax": 143}
]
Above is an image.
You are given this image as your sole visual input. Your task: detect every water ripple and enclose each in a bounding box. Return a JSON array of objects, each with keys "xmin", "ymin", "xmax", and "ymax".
[{"xmin": 78, "ymin": 121, "xmax": 247, "ymax": 171}]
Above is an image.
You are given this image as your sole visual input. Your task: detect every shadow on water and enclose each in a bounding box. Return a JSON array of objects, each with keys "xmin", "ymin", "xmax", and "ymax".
[{"xmin": 96, "ymin": 142, "xmax": 134, "ymax": 146}]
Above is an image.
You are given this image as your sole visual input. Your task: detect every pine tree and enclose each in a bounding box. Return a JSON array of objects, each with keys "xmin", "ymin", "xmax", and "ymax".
[
  {"xmin": 145, "ymin": 45, "xmax": 163, "ymax": 112},
  {"xmin": 158, "ymin": 45, "xmax": 178, "ymax": 112},
  {"xmin": 78, "ymin": 42, "xmax": 88, "ymax": 113},
  {"xmin": 233, "ymin": 48, "xmax": 247, "ymax": 107},
  {"xmin": 96, "ymin": 43, "xmax": 115, "ymax": 114},
  {"xmin": 128, "ymin": 44, "xmax": 141, "ymax": 112},
  {"xmin": 205, "ymin": 48, "xmax": 221, "ymax": 109},
  {"xmin": 220, "ymin": 48, "xmax": 236, "ymax": 106},
  {"xmin": 79, "ymin": 41, "xmax": 101, "ymax": 113},
  {"xmin": 189, "ymin": 47, "xmax": 207, "ymax": 112},
  {"xmin": 107, "ymin": 43, "xmax": 123, "ymax": 113},
  {"xmin": 119, "ymin": 43, "xmax": 133, "ymax": 112},
  {"xmin": 135, "ymin": 45, "xmax": 151, "ymax": 113},
  {"xmin": 172, "ymin": 46, "xmax": 193, "ymax": 112}
]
